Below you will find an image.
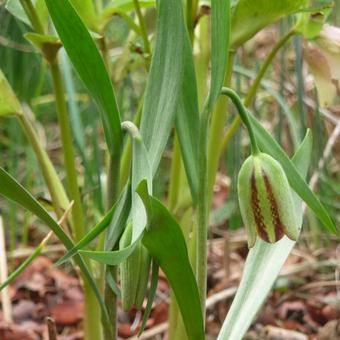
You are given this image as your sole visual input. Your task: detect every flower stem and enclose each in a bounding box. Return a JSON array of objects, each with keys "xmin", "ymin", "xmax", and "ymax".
[
  {"xmin": 19, "ymin": 0, "xmax": 45, "ymax": 34},
  {"xmin": 17, "ymin": 111, "xmax": 69, "ymax": 218},
  {"xmin": 221, "ymin": 88, "xmax": 260, "ymax": 155},
  {"xmin": 50, "ymin": 61, "xmax": 85, "ymax": 241},
  {"xmin": 50, "ymin": 61, "xmax": 102, "ymax": 340},
  {"xmin": 221, "ymin": 29, "xmax": 296, "ymax": 152},
  {"xmin": 133, "ymin": 0, "xmax": 151, "ymax": 66}
]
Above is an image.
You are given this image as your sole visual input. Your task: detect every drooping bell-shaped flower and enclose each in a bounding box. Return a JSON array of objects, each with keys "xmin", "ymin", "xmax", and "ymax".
[{"xmin": 238, "ymin": 152, "xmax": 299, "ymax": 248}]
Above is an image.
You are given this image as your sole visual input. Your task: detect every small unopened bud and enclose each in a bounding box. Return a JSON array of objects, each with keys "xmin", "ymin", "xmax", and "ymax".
[{"xmin": 238, "ymin": 152, "xmax": 299, "ymax": 248}]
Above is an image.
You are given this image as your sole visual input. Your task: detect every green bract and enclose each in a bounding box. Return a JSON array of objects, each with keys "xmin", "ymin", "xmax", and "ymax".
[
  {"xmin": 238, "ymin": 152, "xmax": 299, "ymax": 248},
  {"xmin": 119, "ymin": 222, "xmax": 151, "ymax": 311}
]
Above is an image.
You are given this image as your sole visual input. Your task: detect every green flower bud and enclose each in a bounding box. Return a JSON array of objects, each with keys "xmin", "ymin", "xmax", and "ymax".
[{"xmin": 237, "ymin": 152, "xmax": 299, "ymax": 248}]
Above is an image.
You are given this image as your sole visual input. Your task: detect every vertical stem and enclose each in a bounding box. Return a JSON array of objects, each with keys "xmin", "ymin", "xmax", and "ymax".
[
  {"xmin": 293, "ymin": 34, "xmax": 306, "ymax": 139},
  {"xmin": 104, "ymin": 154, "xmax": 120, "ymax": 340},
  {"xmin": 168, "ymin": 135, "xmax": 183, "ymax": 211},
  {"xmin": 220, "ymin": 30, "xmax": 296, "ymax": 155},
  {"xmin": 50, "ymin": 61, "xmax": 102, "ymax": 340},
  {"xmin": 19, "ymin": 0, "xmax": 44, "ymax": 34},
  {"xmin": 17, "ymin": 112, "xmax": 68, "ymax": 219},
  {"xmin": 207, "ymin": 52, "xmax": 235, "ymax": 203},
  {"xmin": 196, "ymin": 109, "xmax": 209, "ymax": 314},
  {"xmin": 100, "ymin": 34, "xmax": 121, "ymax": 340},
  {"xmin": 133, "ymin": 0, "xmax": 151, "ymax": 67},
  {"xmin": 50, "ymin": 62, "xmax": 85, "ymax": 241},
  {"xmin": 220, "ymin": 88, "xmax": 259, "ymax": 155},
  {"xmin": 0, "ymin": 216, "xmax": 12, "ymax": 322}
]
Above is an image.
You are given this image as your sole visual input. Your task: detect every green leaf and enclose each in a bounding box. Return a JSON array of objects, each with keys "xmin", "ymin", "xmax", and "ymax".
[
  {"xmin": 230, "ymin": 0, "xmax": 308, "ymax": 47},
  {"xmin": 137, "ymin": 188, "xmax": 205, "ymax": 340},
  {"xmin": 80, "ymin": 241, "xmax": 138, "ymax": 265},
  {"xmin": 140, "ymin": 0, "xmax": 189, "ymax": 174},
  {"xmin": 56, "ymin": 192, "xmax": 120, "ymax": 265},
  {"xmin": 6, "ymin": 0, "xmax": 31, "ymax": 26},
  {"xmin": 6, "ymin": 0, "xmax": 48, "ymax": 29},
  {"xmin": 81, "ymin": 126, "xmax": 153, "ymax": 264},
  {"xmin": 249, "ymin": 114, "xmax": 338, "ymax": 235},
  {"xmin": 0, "ymin": 70, "xmax": 22, "ymax": 117},
  {"xmin": 207, "ymin": 0, "xmax": 231, "ymax": 111},
  {"xmin": 55, "ymin": 183, "xmax": 131, "ymax": 266},
  {"xmin": 105, "ymin": 0, "xmax": 155, "ymax": 13},
  {"xmin": 129, "ymin": 127, "xmax": 153, "ymax": 242},
  {"xmin": 0, "ymin": 232, "xmax": 51, "ymax": 290},
  {"xmin": 138, "ymin": 260, "xmax": 159, "ymax": 336},
  {"xmin": 0, "ymin": 167, "xmax": 112, "ymax": 334},
  {"xmin": 44, "ymin": 0, "xmax": 122, "ymax": 157},
  {"xmin": 69, "ymin": 0, "xmax": 99, "ymax": 31},
  {"xmin": 174, "ymin": 24, "xmax": 200, "ymax": 203},
  {"xmin": 217, "ymin": 130, "xmax": 312, "ymax": 340}
]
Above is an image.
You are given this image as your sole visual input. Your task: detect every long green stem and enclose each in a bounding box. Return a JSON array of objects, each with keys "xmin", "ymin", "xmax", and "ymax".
[
  {"xmin": 221, "ymin": 88, "xmax": 259, "ymax": 155},
  {"xmin": 20, "ymin": 2, "xmax": 103, "ymax": 338},
  {"xmin": 220, "ymin": 29, "xmax": 296, "ymax": 153},
  {"xmin": 50, "ymin": 62, "xmax": 102, "ymax": 340},
  {"xmin": 50, "ymin": 62, "xmax": 85, "ymax": 241},
  {"xmin": 196, "ymin": 109, "xmax": 209, "ymax": 314},
  {"xmin": 17, "ymin": 112, "xmax": 69, "ymax": 218},
  {"xmin": 133, "ymin": 0, "xmax": 151, "ymax": 67},
  {"xmin": 19, "ymin": 0, "xmax": 45, "ymax": 34},
  {"xmin": 207, "ymin": 52, "xmax": 235, "ymax": 202}
]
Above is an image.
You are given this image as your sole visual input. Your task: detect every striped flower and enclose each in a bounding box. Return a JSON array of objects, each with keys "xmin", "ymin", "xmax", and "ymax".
[{"xmin": 238, "ymin": 152, "xmax": 299, "ymax": 248}]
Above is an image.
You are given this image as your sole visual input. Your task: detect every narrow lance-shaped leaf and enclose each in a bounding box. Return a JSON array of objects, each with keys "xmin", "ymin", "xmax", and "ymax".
[
  {"xmin": 136, "ymin": 180, "xmax": 205, "ymax": 340},
  {"xmin": 44, "ymin": 0, "xmax": 122, "ymax": 156},
  {"xmin": 174, "ymin": 22, "xmax": 200, "ymax": 203},
  {"xmin": 0, "ymin": 232, "xmax": 52, "ymax": 291},
  {"xmin": 140, "ymin": 0, "xmax": 188, "ymax": 174},
  {"xmin": 81, "ymin": 125, "xmax": 153, "ymax": 264},
  {"xmin": 206, "ymin": 0, "xmax": 231, "ymax": 111},
  {"xmin": 0, "ymin": 167, "xmax": 112, "ymax": 334},
  {"xmin": 56, "ymin": 185, "xmax": 131, "ymax": 266},
  {"xmin": 217, "ymin": 130, "xmax": 312, "ymax": 340}
]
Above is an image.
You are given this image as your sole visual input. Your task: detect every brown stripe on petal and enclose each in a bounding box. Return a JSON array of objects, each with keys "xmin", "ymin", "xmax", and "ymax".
[
  {"xmin": 251, "ymin": 169, "xmax": 270, "ymax": 242},
  {"xmin": 262, "ymin": 169, "xmax": 285, "ymax": 241}
]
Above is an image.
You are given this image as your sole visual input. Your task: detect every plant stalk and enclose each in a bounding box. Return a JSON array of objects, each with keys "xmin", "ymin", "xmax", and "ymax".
[
  {"xmin": 220, "ymin": 29, "xmax": 296, "ymax": 154},
  {"xmin": 50, "ymin": 62, "xmax": 85, "ymax": 241},
  {"xmin": 17, "ymin": 111, "xmax": 69, "ymax": 218},
  {"xmin": 50, "ymin": 61, "xmax": 102, "ymax": 340},
  {"xmin": 196, "ymin": 108, "xmax": 210, "ymax": 315},
  {"xmin": 133, "ymin": 0, "xmax": 151, "ymax": 67},
  {"xmin": 220, "ymin": 88, "xmax": 259, "ymax": 155},
  {"xmin": 19, "ymin": 0, "xmax": 45, "ymax": 34}
]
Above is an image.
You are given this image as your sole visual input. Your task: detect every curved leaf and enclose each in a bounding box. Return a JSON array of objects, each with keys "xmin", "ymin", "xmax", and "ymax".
[
  {"xmin": 137, "ymin": 186, "xmax": 205, "ymax": 340},
  {"xmin": 231, "ymin": 0, "xmax": 308, "ymax": 47},
  {"xmin": 45, "ymin": 0, "xmax": 122, "ymax": 156},
  {"xmin": 140, "ymin": 0, "xmax": 189, "ymax": 174},
  {"xmin": 0, "ymin": 167, "xmax": 112, "ymax": 334},
  {"xmin": 56, "ymin": 185, "xmax": 131, "ymax": 266}
]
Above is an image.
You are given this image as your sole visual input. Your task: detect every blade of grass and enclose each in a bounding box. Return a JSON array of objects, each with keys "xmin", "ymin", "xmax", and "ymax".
[
  {"xmin": 140, "ymin": 0, "xmax": 189, "ymax": 174},
  {"xmin": 45, "ymin": 0, "xmax": 122, "ymax": 157},
  {"xmin": 0, "ymin": 231, "xmax": 52, "ymax": 291},
  {"xmin": 196, "ymin": 0, "xmax": 231, "ymax": 313},
  {"xmin": 0, "ymin": 167, "xmax": 112, "ymax": 335},
  {"xmin": 137, "ymin": 182, "xmax": 205, "ymax": 340}
]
